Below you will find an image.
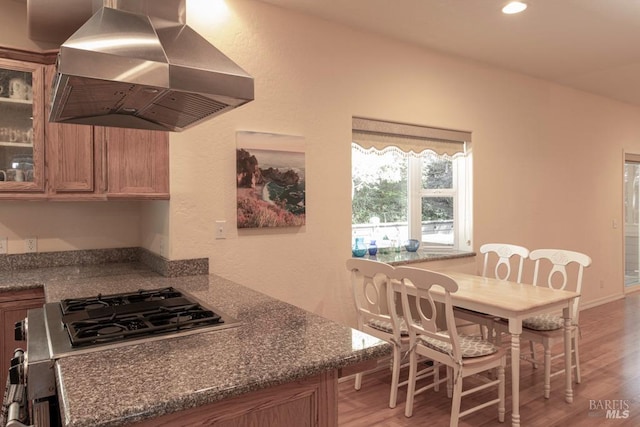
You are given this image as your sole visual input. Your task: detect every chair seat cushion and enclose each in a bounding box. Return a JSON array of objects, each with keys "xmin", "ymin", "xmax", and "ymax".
[
  {"xmin": 367, "ymin": 318, "xmax": 410, "ymax": 335},
  {"xmin": 522, "ymin": 313, "xmax": 565, "ymax": 331},
  {"xmin": 419, "ymin": 333, "xmax": 499, "ymax": 358}
]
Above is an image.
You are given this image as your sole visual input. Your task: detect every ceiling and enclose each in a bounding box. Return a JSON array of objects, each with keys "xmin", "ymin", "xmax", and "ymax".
[{"xmin": 255, "ymin": 0, "xmax": 640, "ymax": 108}]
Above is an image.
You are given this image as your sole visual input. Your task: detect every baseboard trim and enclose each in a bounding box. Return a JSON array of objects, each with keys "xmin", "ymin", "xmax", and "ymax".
[{"xmin": 580, "ymin": 293, "xmax": 625, "ymax": 311}]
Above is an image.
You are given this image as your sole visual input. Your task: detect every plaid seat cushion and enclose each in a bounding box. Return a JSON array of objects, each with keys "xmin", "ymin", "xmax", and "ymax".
[
  {"xmin": 420, "ymin": 333, "xmax": 498, "ymax": 358},
  {"xmin": 367, "ymin": 318, "xmax": 410, "ymax": 335}
]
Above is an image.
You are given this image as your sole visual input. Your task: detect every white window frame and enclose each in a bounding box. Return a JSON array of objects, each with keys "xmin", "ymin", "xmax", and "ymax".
[
  {"xmin": 406, "ymin": 153, "xmax": 472, "ymax": 251},
  {"xmin": 351, "ymin": 117, "xmax": 473, "ymax": 252}
]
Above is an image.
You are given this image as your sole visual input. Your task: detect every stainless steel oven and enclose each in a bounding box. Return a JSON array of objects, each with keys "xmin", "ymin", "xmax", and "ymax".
[
  {"xmin": 2, "ymin": 308, "xmax": 59, "ymax": 427},
  {"xmin": 2, "ymin": 287, "xmax": 239, "ymax": 427}
]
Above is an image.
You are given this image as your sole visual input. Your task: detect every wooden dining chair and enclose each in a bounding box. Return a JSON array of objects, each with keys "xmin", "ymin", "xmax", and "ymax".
[
  {"xmin": 346, "ymin": 258, "xmax": 436, "ymax": 408},
  {"xmin": 454, "ymin": 243, "xmax": 530, "ymax": 339},
  {"xmin": 495, "ymin": 248, "xmax": 592, "ymax": 398},
  {"xmin": 395, "ymin": 266, "xmax": 506, "ymax": 427}
]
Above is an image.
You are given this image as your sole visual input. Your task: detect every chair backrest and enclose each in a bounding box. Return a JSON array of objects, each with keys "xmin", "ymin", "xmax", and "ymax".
[
  {"xmin": 529, "ymin": 248, "xmax": 592, "ymax": 321},
  {"xmin": 480, "ymin": 243, "xmax": 530, "ymax": 283},
  {"xmin": 392, "ymin": 266, "xmax": 462, "ymax": 362},
  {"xmin": 346, "ymin": 258, "xmax": 401, "ymax": 341}
]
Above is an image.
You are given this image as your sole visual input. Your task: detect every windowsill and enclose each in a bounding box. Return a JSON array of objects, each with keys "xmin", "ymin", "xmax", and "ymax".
[{"xmin": 355, "ymin": 248, "xmax": 476, "ymax": 266}]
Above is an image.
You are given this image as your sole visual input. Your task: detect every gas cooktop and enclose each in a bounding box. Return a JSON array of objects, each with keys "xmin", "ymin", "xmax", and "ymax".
[{"xmin": 43, "ymin": 287, "xmax": 240, "ymax": 358}]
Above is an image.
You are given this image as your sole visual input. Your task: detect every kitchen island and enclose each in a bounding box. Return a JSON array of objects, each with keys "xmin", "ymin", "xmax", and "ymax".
[{"xmin": 1, "ymin": 263, "xmax": 391, "ymax": 427}]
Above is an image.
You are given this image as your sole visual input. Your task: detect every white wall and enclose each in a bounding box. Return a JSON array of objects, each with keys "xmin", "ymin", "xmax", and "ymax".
[
  {"xmin": 0, "ymin": 0, "xmax": 57, "ymax": 51},
  {"xmin": 1, "ymin": 0, "xmax": 637, "ymax": 327},
  {"xmin": 0, "ymin": 201, "xmax": 142, "ymax": 252},
  {"xmin": 165, "ymin": 0, "xmax": 638, "ymax": 325}
]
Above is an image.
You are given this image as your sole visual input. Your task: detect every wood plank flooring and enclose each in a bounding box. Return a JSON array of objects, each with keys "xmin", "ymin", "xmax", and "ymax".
[{"xmin": 338, "ymin": 293, "xmax": 640, "ymax": 426}]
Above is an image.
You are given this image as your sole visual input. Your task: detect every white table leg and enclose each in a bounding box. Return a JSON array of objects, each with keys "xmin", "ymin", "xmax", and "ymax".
[
  {"xmin": 509, "ymin": 320, "xmax": 522, "ymax": 427},
  {"xmin": 563, "ymin": 305, "xmax": 574, "ymax": 403}
]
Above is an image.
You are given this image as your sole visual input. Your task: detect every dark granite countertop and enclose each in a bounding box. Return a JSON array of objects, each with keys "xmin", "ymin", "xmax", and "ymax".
[{"xmin": 0, "ymin": 263, "xmax": 391, "ymax": 427}]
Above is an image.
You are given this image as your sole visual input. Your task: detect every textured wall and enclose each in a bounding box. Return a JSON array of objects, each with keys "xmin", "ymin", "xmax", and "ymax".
[
  {"xmin": 0, "ymin": 0, "xmax": 57, "ymax": 51},
  {"xmin": 164, "ymin": 0, "xmax": 639, "ymax": 325},
  {"xmin": 0, "ymin": 201, "xmax": 142, "ymax": 253}
]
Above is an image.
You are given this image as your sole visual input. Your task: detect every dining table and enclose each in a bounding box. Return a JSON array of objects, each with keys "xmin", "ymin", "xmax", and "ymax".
[{"xmin": 394, "ymin": 270, "xmax": 580, "ymax": 427}]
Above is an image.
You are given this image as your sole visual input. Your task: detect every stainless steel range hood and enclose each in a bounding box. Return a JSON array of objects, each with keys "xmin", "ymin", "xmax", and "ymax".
[{"xmin": 48, "ymin": 0, "xmax": 254, "ymax": 132}]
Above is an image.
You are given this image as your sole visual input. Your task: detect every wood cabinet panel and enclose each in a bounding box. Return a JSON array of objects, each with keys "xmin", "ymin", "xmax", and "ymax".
[
  {"xmin": 0, "ymin": 57, "xmax": 45, "ymax": 194},
  {"xmin": 44, "ymin": 65, "xmax": 97, "ymax": 194},
  {"xmin": 132, "ymin": 370, "xmax": 338, "ymax": 427},
  {"xmin": 100, "ymin": 127, "xmax": 169, "ymax": 199},
  {"xmin": 47, "ymin": 125, "xmax": 96, "ymax": 192},
  {"xmin": 0, "ymin": 288, "xmax": 44, "ymax": 387}
]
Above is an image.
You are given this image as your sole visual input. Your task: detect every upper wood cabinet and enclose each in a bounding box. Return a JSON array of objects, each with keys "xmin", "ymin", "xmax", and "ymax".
[
  {"xmin": 0, "ymin": 50, "xmax": 169, "ymax": 201},
  {"xmin": 44, "ymin": 64, "xmax": 98, "ymax": 196},
  {"xmin": 99, "ymin": 127, "xmax": 169, "ymax": 199},
  {"xmin": 0, "ymin": 57, "xmax": 45, "ymax": 194},
  {"xmin": 44, "ymin": 65, "xmax": 169, "ymax": 200}
]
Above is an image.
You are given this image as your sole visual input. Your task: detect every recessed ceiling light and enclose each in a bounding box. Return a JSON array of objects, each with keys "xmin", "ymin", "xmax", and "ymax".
[{"xmin": 502, "ymin": 1, "xmax": 528, "ymax": 14}]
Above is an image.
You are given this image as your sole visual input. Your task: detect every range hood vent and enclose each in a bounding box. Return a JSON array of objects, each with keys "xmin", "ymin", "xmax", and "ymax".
[{"xmin": 48, "ymin": 1, "xmax": 254, "ymax": 132}]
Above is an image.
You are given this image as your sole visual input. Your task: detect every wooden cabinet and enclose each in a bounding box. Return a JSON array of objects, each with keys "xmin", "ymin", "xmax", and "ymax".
[
  {"xmin": 132, "ymin": 370, "xmax": 338, "ymax": 427},
  {"xmin": 45, "ymin": 65, "xmax": 101, "ymax": 199},
  {"xmin": 44, "ymin": 64, "xmax": 169, "ymax": 200},
  {"xmin": 47, "ymin": 124, "xmax": 98, "ymax": 194},
  {"xmin": 0, "ymin": 287, "xmax": 45, "ymax": 387},
  {"xmin": 0, "ymin": 56, "xmax": 45, "ymax": 194},
  {"xmin": 0, "ymin": 49, "xmax": 170, "ymax": 201},
  {"xmin": 44, "ymin": 64, "xmax": 98, "ymax": 196},
  {"xmin": 100, "ymin": 127, "xmax": 169, "ymax": 199},
  {"xmin": 44, "ymin": 124, "xmax": 169, "ymax": 199}
]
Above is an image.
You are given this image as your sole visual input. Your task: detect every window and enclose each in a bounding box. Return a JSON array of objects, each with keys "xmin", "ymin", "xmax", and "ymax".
[{"xmin": 351, "ymin": 117, "xmax": 472, "ymax": 251}]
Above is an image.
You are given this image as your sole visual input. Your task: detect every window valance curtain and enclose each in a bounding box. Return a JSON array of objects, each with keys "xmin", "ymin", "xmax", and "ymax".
[{"xmin": 352, "ymin": 117, "xmax": 469, "ymax": 157}]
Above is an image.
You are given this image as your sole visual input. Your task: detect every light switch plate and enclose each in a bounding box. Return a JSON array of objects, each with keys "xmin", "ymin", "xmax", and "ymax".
[{"xmin": 215, "ymin": 220, "xmax": 227, "ymax": 239}]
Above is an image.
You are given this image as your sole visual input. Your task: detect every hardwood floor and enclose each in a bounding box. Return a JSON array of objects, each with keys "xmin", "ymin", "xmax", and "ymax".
[{"xmin": 338, "ymin": 293, "xmax": 640, "ymax": 426}]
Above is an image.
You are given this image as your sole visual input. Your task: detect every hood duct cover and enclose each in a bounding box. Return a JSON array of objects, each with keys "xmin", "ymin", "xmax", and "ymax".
[{"xmin": 49, "ymin": 6, "xmax": 254, "ymax": 132}]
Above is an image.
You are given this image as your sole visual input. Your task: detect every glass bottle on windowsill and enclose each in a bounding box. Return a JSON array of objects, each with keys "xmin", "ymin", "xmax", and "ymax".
[
  {"xmin": 368, "ymin": 240, "xmax": 378, "ymax": 256},
  {"xmin": 352, "ymin": 237, "xmax": 367, "ymax": 257}
]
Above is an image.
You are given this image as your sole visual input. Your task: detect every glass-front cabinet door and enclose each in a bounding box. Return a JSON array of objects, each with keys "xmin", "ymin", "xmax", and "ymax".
[{"xmin": 0, "ymin": 58, "xmax": 44, "ymax": 192}]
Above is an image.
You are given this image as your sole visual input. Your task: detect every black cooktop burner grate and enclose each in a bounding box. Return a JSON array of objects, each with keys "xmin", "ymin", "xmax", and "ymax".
[
  {"xmin": 60, "ymin": 288, "xmax": 226, "ymax": 347},
  {"xmin": 60, "ymin": 287, "xmax": 182, "ymax": 315}
]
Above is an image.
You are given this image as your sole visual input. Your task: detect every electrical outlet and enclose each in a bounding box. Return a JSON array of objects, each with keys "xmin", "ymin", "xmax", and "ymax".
[
  {"xmin": 215, "ymin": 220, "xmax": 227, "ymax": 239},
  {"xmin": 0, "ymin": 237, "xmax": 7, "ymax": 254},
  {"xmin": 25, "ymin": 237, "xmax": 37, "ymax": 253}
]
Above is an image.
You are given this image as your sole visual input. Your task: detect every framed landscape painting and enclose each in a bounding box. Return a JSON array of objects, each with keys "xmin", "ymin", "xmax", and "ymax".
[{"xmin": 236, "ymin": 131, "xmax": 306, "ymax": 228}]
